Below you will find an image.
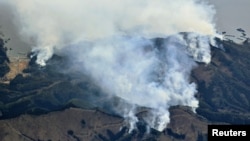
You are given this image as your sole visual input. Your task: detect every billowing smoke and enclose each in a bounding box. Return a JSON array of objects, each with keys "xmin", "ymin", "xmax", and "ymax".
[
  {"xmin": 2, "ymin": 0, "xmax": 220, "ymax": 131},
  {"xmin": 66, "ymin": 34, "xmax": 214, "ymax": 131}
]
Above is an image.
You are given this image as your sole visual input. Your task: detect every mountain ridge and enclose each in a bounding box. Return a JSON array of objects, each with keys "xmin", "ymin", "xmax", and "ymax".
[{"xmin": 0, "ymin": 36, "xmax": 250, "ymax": 141}]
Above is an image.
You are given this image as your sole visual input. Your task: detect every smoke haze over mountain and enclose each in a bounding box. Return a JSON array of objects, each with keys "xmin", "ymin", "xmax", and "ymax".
[{"xmin": 0, "ymin": 0, "xmax": 221, "ymax": 131}]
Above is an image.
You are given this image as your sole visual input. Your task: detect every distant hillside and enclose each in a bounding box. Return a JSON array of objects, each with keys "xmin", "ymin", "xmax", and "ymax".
[{"xmin": 194, "ymin": 39, "xmax": 250, "ymax": 124}]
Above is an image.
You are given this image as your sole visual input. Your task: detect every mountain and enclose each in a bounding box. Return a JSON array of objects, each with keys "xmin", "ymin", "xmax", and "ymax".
[
  {"xmin": 0, "ymin": 36, "xmax": 249, "ymax": 141},
  {"xmin": 194, "ymin": 39, "xmax": 250, "ymax": 124}
]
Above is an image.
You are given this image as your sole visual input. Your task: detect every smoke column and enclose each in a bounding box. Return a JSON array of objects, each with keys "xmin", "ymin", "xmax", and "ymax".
[{"xmin": 2, "ymin": 0, "xmax": 220, "ymax": 131}]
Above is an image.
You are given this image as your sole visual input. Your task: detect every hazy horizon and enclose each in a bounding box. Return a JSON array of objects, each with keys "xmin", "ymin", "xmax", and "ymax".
[
  {"xmin": 209, "ymin": 0, "xmax": 250, "ymax": 35},
  {"xmin": 0, "ymin": 0, "xmax": 249, "ymax": 58}
]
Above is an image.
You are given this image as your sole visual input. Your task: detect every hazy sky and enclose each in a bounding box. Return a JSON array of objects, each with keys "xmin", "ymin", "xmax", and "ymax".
[
  {"xmin": 0, "ymin": 0, "xmax": 249, "ymax": 58},
  {"xmin": 0, "ymin": 3, "xmax": 30, "ymax": 58},
  {"xmin": 209, "ymin": 0, "xmax": 250, "ymax": 35}
]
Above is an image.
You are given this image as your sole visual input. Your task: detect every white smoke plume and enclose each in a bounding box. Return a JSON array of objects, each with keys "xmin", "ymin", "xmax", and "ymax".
[
  {"xmin": 2, "ymin": 0, "xmax": 220, "ymax": 131},
  {"xmin": 67, "ymin": 34, "xmax": 212, "ymax": 131}
]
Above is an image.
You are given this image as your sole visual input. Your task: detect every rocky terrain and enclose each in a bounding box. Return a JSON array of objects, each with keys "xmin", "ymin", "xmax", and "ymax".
[{"xmin": 0, "ymin": 35, "xmax": 250, "ymax": 141}]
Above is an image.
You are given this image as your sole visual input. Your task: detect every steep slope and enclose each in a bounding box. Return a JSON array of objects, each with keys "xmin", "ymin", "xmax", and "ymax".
[{"xmin": 194, "ymin": 40, "xmax": 250, "ymax": 124}]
